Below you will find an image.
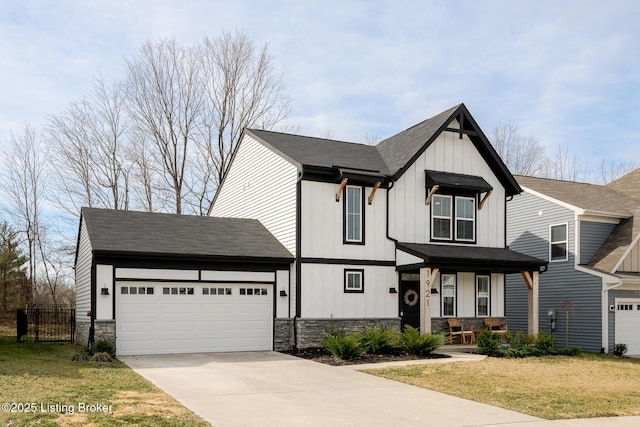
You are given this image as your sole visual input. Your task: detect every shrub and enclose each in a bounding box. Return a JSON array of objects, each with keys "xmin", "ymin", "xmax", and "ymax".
[
  {"xmin": 90, "ymin": 352, "xmax": 114, "ymax": 362},
  {"xmin": 322, "ymin": 332, "xmax": 365, "ymax": 360},
  {"xmin": 90, "ymin": 339, "xmax": 116, "ymax": 357},
  {"xmin": 362, "ymin": 325, "xmax": 398, "ymax": 354},
  {"xmin": 477, "ymin": 330, "xmax": 502, "ymax": 356},
  {"xmin": 613, "ymin": 343, "xmax": 628, "ymax": 357},
  {"xmin": 70, "ymin": 352, "xmax": 89, "ymax": 362},
  {"xmin": 533, "ymin": 332, "xmax": 556, "ymax": 353},
  {"xmin": 398, "ymin": 326, "xmax": 443, "ymax": 356},
  {"xmin": 556, "ymin": 347, "xmax": 582, "ymax": 356}
]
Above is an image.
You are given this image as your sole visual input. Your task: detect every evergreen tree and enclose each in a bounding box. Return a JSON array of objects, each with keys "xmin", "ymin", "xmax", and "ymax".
[{"xmin": 0, "ymin": 221, "xmax": 28, "ymax": 312}]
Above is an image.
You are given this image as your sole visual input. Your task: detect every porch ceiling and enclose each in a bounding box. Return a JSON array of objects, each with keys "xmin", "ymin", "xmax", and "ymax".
[{"xmin": 396, "ymin": 242, "xmax": 548, "ymax": 273}]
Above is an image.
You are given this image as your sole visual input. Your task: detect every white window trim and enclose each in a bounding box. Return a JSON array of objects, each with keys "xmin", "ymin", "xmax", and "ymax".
[
  {"xmin": 431, "ymin": 194, "xmax": 453, "ymax": 240},
  {"xmin": 455, "ymin": 196, "xmax": 476, "ymax": 242},
  {"xmin": 344, "ymin": 269, "xmax": 364, "ymax": 293},
  {"xmin": 549, "ymin": 222, "xmax": 569, "ymax": 262},
  {"xmin": 441, "ymin": 273, "xmax": 456, "ymax": 317},
  {"xmin": 345, "ymin": 185, "xmax": 363, "ymax": 243},
  {"xmin": 476, "ymin": 275, "xmax": 490, "ymax": 317}
]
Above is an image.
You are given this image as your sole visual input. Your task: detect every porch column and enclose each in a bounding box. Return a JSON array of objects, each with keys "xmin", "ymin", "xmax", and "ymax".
[
  {"xmin": 522, "ymin": 271, "xmax": 539, "ymax": 335},
  {"xmin": 420, "ymin": 267, "xmax": 438, "ymax": 334}
]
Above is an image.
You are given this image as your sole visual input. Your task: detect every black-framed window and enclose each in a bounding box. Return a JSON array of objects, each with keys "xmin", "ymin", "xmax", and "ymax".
[
  {"xmin": 431, "ymin": 194, "xmax": 476, "ymax": 243},
  {"xmin": 441, "ymin": 273, "xmax": 456, "ymax": 317},
  {"xmin": 476, "ymin": 275, "xmax": 490, "ymax": 317},
  {"xmin": 344, "ymin": 269, "xmax": 364, "ymax": 293},
  {"xmin": 550, "ymin": 223, "xmax": 568, "ymax": 262},
  {"xmin": 344, "ymin": 185, "xmax": 364, "ymax": 244}
]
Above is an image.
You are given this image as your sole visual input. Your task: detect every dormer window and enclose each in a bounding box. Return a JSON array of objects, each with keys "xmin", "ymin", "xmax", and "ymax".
[
  {"xmin": 426, "ymin": 170, "xmax": 490, "ymax": 244},
  {"xmin": 431, "ymin": 194, "xmax": 476, "ymax": 242}
]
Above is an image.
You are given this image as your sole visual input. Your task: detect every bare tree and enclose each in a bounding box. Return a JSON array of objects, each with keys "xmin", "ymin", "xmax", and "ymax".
[
  {"xmin": 492, "ymin": 122, "xmax": 546, "ymax": 176},
  {"xmin": 126, "ymin": 37, "xmax": 204, "ymax": 214},
  {"xmin": 49, "ymin": 76, "xmax": 131, "ymax": 214},
  {"xmin": 539, "ymin": 144, "xmax": 589, "ymax": 182},
  {"xmin": 597, "ymin": 159, "xmax": 639, "ymax": 184},
  {"xmin": 193, "ymin": 30, "xmax": 291, "ymax": 213},
  {"xmin": 1, "ymin": 124, "xmax": 48, "ymax": 305}
]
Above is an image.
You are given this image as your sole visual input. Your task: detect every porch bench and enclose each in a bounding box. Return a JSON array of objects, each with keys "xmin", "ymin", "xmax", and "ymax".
[{"xmin": 484, "ymin": 318, "xmax": 508, "ymax": 341}]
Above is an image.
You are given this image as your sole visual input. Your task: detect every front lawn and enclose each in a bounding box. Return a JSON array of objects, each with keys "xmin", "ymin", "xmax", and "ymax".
[
  {"xmin": 365, "ymin": 353, "xmax": 640, "ymax": 419},
  {"xmin": 0, "ymin": 336, "xmax": 209, "ymax": 426}
]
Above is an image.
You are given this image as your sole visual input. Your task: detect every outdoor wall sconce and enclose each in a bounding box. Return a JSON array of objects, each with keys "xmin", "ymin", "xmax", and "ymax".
[
  {"xmin": 430, "ymin": 288, "xmax": 438, "ymax": 295},
  {"xmin": 279, "ymin": 288, "xmax": 288, "ymax": 297},
  {"xmin": 100, "ymin": 287, "xmax": 110, "ymax": 296},
  {"xmin": 389, "ymin": 287, "xmax": 398, "ymax": 294}
]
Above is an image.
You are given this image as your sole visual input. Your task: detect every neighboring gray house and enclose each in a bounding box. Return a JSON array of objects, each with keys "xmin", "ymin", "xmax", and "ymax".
[{"xmin": 506, "ymin": 170, "xmax": 640, "ymax": 354}]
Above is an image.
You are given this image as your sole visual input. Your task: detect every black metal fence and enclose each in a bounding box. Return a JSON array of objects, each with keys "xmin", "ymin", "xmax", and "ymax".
[{"xmin": 17, "ymin": 305, "xmax": 75, "ymax": 343}]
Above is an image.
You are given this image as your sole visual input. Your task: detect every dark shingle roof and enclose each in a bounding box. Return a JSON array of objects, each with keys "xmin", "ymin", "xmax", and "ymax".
[
  {"xmin": 247, "ymin": 129, "xmax": 391, "ymax": 175},
  {"xmin": 398, "ymin": 242, "xmax": 547, "ymax": 272},
  {"xmin": 80, "ymin": 208, "xmax": 293, "ymax": 261},
  {"xmin": 515, "ymin": 175, "xmax": 636, "ymax": 216},
  {"xmin": 376, "ymin": 105, "xmax": 460, "ymax": 174}
]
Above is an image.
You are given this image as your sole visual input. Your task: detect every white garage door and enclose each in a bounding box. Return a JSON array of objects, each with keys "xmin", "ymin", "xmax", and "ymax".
[
  {"xmin": 615, "ymin": 299, "xmax": 640, "ymax": 355},
  {"xmin": 116, "ymin": 282, "xmax": 273, "ymax": 356}
]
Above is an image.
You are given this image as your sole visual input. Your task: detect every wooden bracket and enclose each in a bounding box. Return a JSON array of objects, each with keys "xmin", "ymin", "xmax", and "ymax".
[
  {"xmin": 335, "ymin": 178, "xmax": 348, "ymax": 202},
  {"xmin": 478, "ymin": 190, "xmax": 493, "ymax": 210},
  {"xmin": 368, "ymin": 181, "xmax": 381, "ymax": 205},
  {"xmin": 521, "ymin": 271, "xmax": 533, "ymax": 290},
  {"xmin": 425, "ymin": 185, "xmax": 440, "ymax": 205}
]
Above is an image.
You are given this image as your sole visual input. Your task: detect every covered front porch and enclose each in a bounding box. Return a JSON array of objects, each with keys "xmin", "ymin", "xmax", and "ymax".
[{"xmin": 395, "ymin": 242, "xmax": 547, "ymax": 337}]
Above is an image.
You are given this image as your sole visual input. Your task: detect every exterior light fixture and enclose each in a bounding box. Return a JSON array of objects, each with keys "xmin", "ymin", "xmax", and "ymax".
[
  {"xmin": 389, "ymin": 287, "xmax": 398, "ymax": 294},
  {"xmin": 279, "ymin": 288, "xmax": 288, "ymax": 297},
  {"xmin": 100, "ymin": 287, "xmax": 110, "ymax": 296}
]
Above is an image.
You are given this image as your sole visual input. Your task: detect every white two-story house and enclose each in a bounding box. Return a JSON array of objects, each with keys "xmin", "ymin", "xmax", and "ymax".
[{"xmin": 212, "ymin": 103, "xmax": 547, "ymax": 349}]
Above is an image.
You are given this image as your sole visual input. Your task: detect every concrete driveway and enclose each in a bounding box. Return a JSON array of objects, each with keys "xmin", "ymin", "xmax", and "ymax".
[{"xmin": 121, "ymin": 352, "xmax": 640, "ymax": 427}]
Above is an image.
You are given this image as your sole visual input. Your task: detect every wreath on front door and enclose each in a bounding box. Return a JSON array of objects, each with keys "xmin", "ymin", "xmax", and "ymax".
[{"xmin": 404, "ymin": 289, "xmax": 419, "ymax": 307}]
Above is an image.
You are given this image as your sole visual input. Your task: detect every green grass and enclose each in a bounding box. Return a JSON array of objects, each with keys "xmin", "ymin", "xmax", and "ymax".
[
  {"xmin": 0, "ymin": 336, "xmax": 210, "ymax": 426},
  {"xmin": 365, "ymin": 353, "xmax": 640, "ymax": 420}
]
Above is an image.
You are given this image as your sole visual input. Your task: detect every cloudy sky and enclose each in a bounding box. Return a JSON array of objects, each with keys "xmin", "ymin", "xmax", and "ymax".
[{"xmin": 1, "ymin": 0, "xmax": 639, "ymax": 181}]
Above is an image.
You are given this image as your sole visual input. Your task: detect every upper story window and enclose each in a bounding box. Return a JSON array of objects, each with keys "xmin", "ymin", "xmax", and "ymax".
[
  {"xmin": 431, "ymin": 194, "xmax": 476, "ymax": 242},
  {"xmin": 345, "ymin": 185, "xmax": 364, "ymax": 243},
  {"xmin": 432, "ymin": 195, "xmax": 452, "ymax": 239},
  {"xmin": 455, "ymin": 197, "xmax": 475, "ymax": 241},
  {"xmin": 550, "ymin": 223, "xmax": 568, "ymax": 262}
]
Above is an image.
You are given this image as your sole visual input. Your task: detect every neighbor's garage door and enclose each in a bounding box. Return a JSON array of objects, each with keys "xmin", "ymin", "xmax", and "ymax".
[
  {"xmin": 615, "ymin": 299, "xmax": 640, "ymax": 355},
  {"xmin": 116, "ymin": 283, "xmax": 273, "ymax": 356}
]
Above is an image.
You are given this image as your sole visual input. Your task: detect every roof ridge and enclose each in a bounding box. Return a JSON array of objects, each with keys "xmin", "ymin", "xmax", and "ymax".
[{"xmin": 248, "ymin": 128, "xmax": 370, "ymax": 147}]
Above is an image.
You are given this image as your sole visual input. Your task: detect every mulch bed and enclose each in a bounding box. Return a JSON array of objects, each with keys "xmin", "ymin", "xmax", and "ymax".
[{"xmin": 283, "ymin": 347, "xmax": 450, "ymax": 366}]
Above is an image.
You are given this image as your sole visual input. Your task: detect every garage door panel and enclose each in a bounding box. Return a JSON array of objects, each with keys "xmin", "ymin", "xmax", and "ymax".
[
  {"xmin": 116, "ymin": 282, "xmax": 273, "ymax": 355},
  {"xmin": 615, "ymin": 299, "xmax": 640, "ymax": 355}
]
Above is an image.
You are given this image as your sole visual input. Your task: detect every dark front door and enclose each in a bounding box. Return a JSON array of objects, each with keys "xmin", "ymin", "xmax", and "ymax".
[{"xmin": 400, "ymin": 279, "xmax": 420, "ymax": 331}]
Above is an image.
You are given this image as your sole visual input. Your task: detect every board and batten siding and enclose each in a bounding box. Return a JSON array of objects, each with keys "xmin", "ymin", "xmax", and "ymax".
[
  {"xmin": 388, "ymin": 125, "xmax": 506, "ymax": 247},
  {"xmin": 299, "ymin": 264, "xmax": 397, "ymax": 318},
  {"xmin": 506, "ymin": 191, "xmax": 603, "ymax": 352},
  {"xmin": 211, "ymin": 134, "xmax": 297, "ymax": 255},
  {"xmin": 75, "ymin": 218, "xmax": 92, "ymax": 324},
  {"xmin": 580, "ymin": 221, "xmax": 617, "ymax": 265},
  {"xmin": 300, "ymin": 180, "xmax": 395, "ymax": 260},
  {"xmin": 431, "ymin": 272, "xmax": 504, "ymax": 318},
  {"xmin": 619, "ymin": 239, "xmax": 640, "ymax": 272}
]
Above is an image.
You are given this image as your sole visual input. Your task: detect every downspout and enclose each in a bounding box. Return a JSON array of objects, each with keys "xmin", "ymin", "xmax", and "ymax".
[
  {"xmin": 294, "ymin": 169, "xmax": 303, "ymax": 349},
  {"xmin": 386, "ymin": 181, "xmax": 398, "ymax": 244}
]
